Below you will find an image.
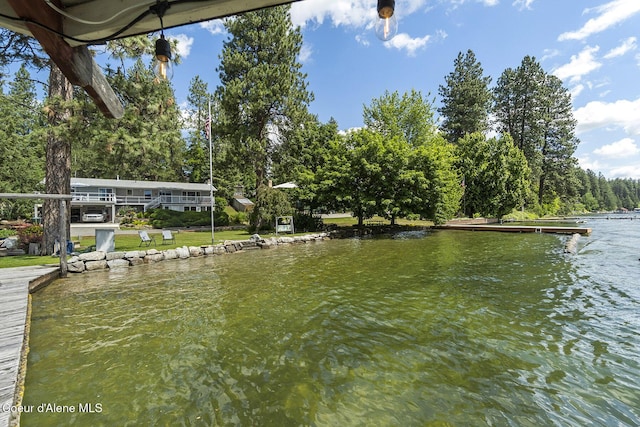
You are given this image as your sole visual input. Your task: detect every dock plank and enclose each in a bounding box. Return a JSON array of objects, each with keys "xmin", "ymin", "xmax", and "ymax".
[
  {"xmin": 0, "ymin": 266, "xmax": 58, "ymax": 427},
  {"xmin": 436, "ymin": 224, "xmax": 592, "ymax": 235}
]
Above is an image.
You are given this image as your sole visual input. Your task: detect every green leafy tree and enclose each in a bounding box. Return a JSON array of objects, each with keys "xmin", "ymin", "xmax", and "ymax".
[
  {"xmin": 362, "ymin": 90, "xmax": 461, "ymax": 224},
  {"xmin": 271, "ymin": 116, "xmax": 340, "ymax": 212},
  {"xmin": 363, "ymin": 89, "xmax": 436, "ymax": 147},
  {"xmin": 216, "ymin": 5, "xmax": 312, "ymax": 192},
  {"xmin": 456, "ymin": 133, "xmax": 530, "ymax": 218},
  {"xmin": 251, "ymin": 185, "xmax": 293, "ymax": 231},
  {"xmin": 438, "ymin": 49, "xmax": 492, "ymax": 143}
]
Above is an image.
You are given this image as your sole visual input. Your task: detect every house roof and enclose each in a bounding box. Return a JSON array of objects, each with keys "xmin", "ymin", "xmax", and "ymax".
[
  {"xmin": 0, "ymin": 0, "xmax": 299, "ymax": 118},
  {"xmin": 71, "ymin": 177, "xmax": 216, "ymax": 192}
]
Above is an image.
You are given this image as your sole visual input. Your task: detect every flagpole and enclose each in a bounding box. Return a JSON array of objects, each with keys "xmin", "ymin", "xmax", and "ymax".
[{"xmin": 208, "ymin": 98, "xmax": 215, "ymax": 245}]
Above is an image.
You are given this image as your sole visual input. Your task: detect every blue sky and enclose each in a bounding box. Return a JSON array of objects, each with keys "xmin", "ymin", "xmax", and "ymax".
[{"xmin": 159, "ymin": 0, "xmax": 640, "ymax": 179}]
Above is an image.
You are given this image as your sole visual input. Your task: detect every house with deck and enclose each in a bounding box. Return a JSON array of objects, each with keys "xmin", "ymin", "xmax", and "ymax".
[{"xmin": 68, "ymin": 177, "xmax": 216, "ymax": 223}]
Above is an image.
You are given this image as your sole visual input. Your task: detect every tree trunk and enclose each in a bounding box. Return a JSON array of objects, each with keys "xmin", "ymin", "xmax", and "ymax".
[{"xmin": 42, "ymin": 65, "xmax": 73, "ymax": 255}]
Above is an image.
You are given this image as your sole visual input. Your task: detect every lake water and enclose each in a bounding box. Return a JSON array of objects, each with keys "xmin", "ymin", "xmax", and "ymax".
[{"xmin": 21, "ymin": 217, "xmax": 640, "ymax": 426}]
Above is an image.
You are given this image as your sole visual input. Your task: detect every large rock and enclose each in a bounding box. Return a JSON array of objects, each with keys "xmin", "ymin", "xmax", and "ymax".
[
  {"xmin": 145, "ymin": 253, "xmax": 164, "ymax": 263},
  {"xmin": 107, "ymin": 259, "xmax": 130, "ymax": 268},
  {"xmin": 128, "ymin": 257, "xmax": 144, "ymax": 266},
  {"xmin": 176, "ymin": 246, "xmax": 190, "ymax": 259},
  {"xmin": 67, "ymin": 261, "xmax": 85, "ymax": 273},
  {"xmin": 189, "ymin": 246, "xmax": 204, "ymax": 257},
  {"xmin": 164, "ymin": 249, "xmax": 178, "ymax": 260},
  {"xmin": 79, "ymin": 251, "xmax": 106, "ymax": 261},
  {"xmin": 106, "ymin": 251, "xmax": 125, "ymax": 260},
  {"xmin": 125, "ymin": 250, "xmax": 146, "ymax": 259},
  {"xmin": 85, "ymin": 260, "xmax": 108, "ymax": 271},
  {"xmin": 213, "ymin": 244, "xmax": 227, "ymax": 255}
]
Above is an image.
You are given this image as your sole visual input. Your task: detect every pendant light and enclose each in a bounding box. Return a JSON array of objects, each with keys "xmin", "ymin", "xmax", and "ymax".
[
  {"xmin": 375, "ymin": 0, "xmax": 397, "ymax": 41},
  {"xmin": 151, "ymin": 1, "xmax": 173, "ymax": 80}
]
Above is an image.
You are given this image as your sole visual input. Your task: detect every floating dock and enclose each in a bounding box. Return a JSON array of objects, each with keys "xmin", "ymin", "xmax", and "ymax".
[
  {"xmin": 435, "ymin": 224, "xmax": 592, "ymax": 235},
  {"xmin": 0, "ymin": 265, "xmax": 59, "ymax": 427}
]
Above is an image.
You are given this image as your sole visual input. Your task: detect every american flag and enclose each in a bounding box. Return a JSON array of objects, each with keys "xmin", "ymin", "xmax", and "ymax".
[{"xmin": 204, "ymin": 116, "xmax": 211, "ymax": 140}]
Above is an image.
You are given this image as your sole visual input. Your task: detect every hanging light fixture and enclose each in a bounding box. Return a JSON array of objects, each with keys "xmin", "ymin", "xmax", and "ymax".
[
  {"xmin": 375, "ymin": 0, "xmax": 397, "ymax": 41},
  {"xmin": 151, "ymin": 1, "xmax": 173, "ymax": 81}
]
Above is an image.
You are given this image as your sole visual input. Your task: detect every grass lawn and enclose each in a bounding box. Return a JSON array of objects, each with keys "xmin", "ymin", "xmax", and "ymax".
[
  {"xmin": 1, "ymin": 215, "xmax": 433, "ymax": 269},
  {"xmin": 0, "ymin": 228, "xmax": 306, "ymax": 269},
  {"xmin": 322, "ymin": 215, "xmax": 433, "ymax": 228}
]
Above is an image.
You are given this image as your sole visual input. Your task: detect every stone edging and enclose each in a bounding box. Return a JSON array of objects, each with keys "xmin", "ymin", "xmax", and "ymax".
[{"xmin": 66, "ymin": 233, "xmax": 330, "ymax": 273}]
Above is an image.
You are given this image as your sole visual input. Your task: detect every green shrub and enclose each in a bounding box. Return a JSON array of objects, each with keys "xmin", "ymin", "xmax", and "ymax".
[
  {"xmin": 17, "ymin": 225, "xmax": 43, "ymax": 250},
  {"xmin": 0, "ymin": 229, "xmax": 17, "ymax": 239},
  {"xmin": 230, "ymin": 211, "xmax": 248, "ymax": 225},
  {"xmin": 293, "ymin": 212, "xmax": 324, "ymax": 232},
  {"xmin": 149, "ymin": 209, "xmax": 229, "ymax": 229}
]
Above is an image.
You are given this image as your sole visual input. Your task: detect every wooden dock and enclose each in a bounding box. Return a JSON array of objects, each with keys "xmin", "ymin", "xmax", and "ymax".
[
  {"xmin": 0, "ymin": 265, "xmax": 59, "ymax": 427},
  {"xmin": 435, "ymin": 224, "xmax": 592, "ymax": 235}
]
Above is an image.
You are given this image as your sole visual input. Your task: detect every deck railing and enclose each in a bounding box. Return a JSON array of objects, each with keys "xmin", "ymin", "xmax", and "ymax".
[{"xmin": 71, "ymin": 192, "xmax": 212, "ymax": 206}]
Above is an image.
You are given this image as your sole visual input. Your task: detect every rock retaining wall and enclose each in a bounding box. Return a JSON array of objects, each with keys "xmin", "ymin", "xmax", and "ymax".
[{"xmin": 65, "ymin": 233, "xmax": 330, "ymax": 273}]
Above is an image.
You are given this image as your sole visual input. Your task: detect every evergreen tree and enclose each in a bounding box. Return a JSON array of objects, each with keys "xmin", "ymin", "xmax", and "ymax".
[
  {"xmin": 438, "ymin": 50, "xmax": 492, "ymax": 143},
  {"xmin": 0, "ymin": 65, "xmax": 46, "ymax": 218},
  {"xmin": 184, "ymin": 75, "xmax": 212, "ymax": 183},
  {"xmin": 71, "ymin": 59, "xmax": 185, "ymax": 181},
  {"xmin": 493, "ymin": 56, "xmax": 579, "ymax": 210},
  {"xmin": 216, "ymin": 5, "xmax": 312, "ymax": 192},
  {"xmin": 537, "ymin": 74, "xmax": 579, "ymax": 205}
]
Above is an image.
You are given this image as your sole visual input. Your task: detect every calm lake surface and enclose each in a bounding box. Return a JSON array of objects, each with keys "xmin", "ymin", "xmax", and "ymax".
[{"xmin": 22, "ymin": 217, "xmax": 640, "ymax": 426}]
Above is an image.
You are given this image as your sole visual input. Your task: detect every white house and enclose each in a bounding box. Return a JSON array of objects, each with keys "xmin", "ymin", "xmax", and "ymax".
[{"xmin": 67, "ymin": 177, "xmax": 216, "ymax": 223}]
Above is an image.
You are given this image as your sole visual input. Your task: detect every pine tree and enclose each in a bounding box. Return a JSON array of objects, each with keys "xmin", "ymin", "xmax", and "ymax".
[
  {"xmin": 0, "ymin": 65, "xmax": 46, "ymax": 218},
  {"xmin": 493, "ymin": 56, "xmax": 579, "ymax": 209},
  {"xmin": 185, "ymin": 75, "xmax": 212, "ymax": 183},
  {"xmin": 438, "ymin": 50, "xmax": 492, "ymax": 143},
  {"xmin": 216, "ymin": 5, "xmax": 312, "ymax": 192}
]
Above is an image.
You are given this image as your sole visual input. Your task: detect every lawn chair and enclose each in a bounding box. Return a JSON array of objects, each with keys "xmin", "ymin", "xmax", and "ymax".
[
  {"xmin": 139, "ymin": 230, "xmax": 156, "ymax": 247},
  {"xmin": 162, "ymin": 229, "xmax": 175, "ymax": 245}
]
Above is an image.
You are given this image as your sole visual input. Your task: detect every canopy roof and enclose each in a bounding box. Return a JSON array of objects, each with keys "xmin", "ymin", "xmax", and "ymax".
[{"xmin": 0, "ymin": 0, "xmax": 298, "ymax": 118}]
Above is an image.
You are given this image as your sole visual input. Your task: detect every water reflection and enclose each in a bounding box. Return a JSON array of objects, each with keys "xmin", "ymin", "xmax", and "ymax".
[{"xmin": 22, "ymin": 221, "xmax": 640, "ymax": 426}]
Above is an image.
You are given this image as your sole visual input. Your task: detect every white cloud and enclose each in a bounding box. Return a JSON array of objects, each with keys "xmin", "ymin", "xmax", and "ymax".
[
  {"xmin": 513, "ymin": 0, "xmax": 534, "ymax": 11},
  {"xmin": 384, "ymin": 33, "xmax": 431, "ymax": 56},
  {"xmin": 355, "ymin": 34, "xmax": 370, "ymax": 47},
  {"xmin": 290, "ymin": 0, "xmax": 376, "ymax": 29},
  {"xmin": 608, "ymin": 165, "xmax": 640, "ymax": 179},
  {"xmin": 298, "ymin": 43, "xmax": 313, "ymax": 63},
  {"xmin": 553, "ymin": 45, "xmax": 601, "ymax": 84},
  {"xmin": 574, "ymin": 98, "xmax": 640, "ymax": 135},
  {"xmin": 603, "ymin": 37, "xmax": 637, "ymax": 59},
  {"xmin": 558, "ymin": 0, "xmax": 640, "ymax": 41},
  {"xmin": 577, "ymin": 155, "xmax": 603, "ymax": 172},
  {"xmin": 172, "ymin": 34, "xmax": 194, "ymax": 59},
  {"xmin": 541, "ymin": 48, "xmax": 560, "ymax": 62},
  {"xmin": 199, "ymin": 19, "xmax": 226, "ymax": 35},
  {"xmin": 570, "ymin": 84, "xmax": 585, "ymax": 99},
  {"xmin": 290, "ymin": 0, "xmax": 433, "ymax": 29},
  {"xmin": 593, "ymin": 138, "xmax": 639, "ymax": 158},
  {"xmin": 448, "ymin": 0, "xmax": 498, "ymax": 7}
]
